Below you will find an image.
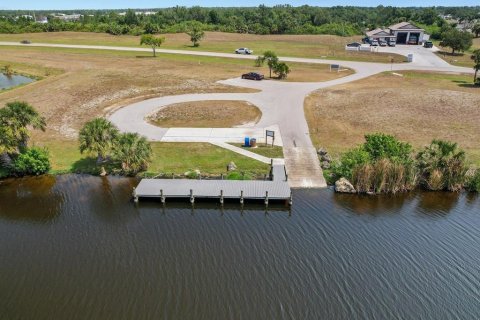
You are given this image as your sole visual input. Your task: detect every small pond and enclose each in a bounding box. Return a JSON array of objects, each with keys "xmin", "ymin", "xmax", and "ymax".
[{"xmin": 0, "ymin": 73, "xmax": 35, "ymax": 90}]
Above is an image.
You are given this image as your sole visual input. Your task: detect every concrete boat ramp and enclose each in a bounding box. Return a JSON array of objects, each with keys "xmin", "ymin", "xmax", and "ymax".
[{"xmin": 134, "ymin": 165, "xmax": 292, "ymax": 205}]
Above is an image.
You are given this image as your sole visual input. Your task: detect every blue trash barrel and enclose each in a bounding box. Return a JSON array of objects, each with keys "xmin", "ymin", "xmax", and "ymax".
[{"xmin": 244, "ymin": 137, "xmax": 250, "ymax": 147}]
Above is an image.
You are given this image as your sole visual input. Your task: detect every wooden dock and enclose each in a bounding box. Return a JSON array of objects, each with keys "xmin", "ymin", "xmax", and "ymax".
[{"xmin": 133, "ymin": 165, "xmax": 292, "ymax": 205}]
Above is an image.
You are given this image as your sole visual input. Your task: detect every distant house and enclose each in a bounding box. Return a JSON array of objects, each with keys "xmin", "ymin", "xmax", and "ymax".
[
  {"xmin": 365, "ymin": 22, "xmax": 426, "ymax": 45},
  {"xmin": 365, "ymin": 28, "xmax": 396, "ymax": 42}
]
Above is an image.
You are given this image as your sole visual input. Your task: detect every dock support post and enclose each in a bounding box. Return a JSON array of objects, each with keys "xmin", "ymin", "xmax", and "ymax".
[
  {"xmin": 265, "ymin": 191, "xmax": 269, "ymax": 206},
  {"xmin": 240, "ymin": 190, "xmax": 244, "ymax": 205},
  {"xmin": 133, "ymin": 187, "xmax": 138, "ymax": 203},
  {"xmin": 190, "ymin": 189, "xmax": 194, "ymax": 204},
  {"xmin": 220, "ymin": 190, "xmax": 224, "ymax": 205},
  {"xmin": 160, "ymin": 189, "xmax": 165, "ymax": 204},
  {"xmin": 221, "ymin": 173, "xmax": 224, "ymax": 180},
  {"xmin": 289, "ymin": 191, "xmax": 293, "ymax": 206},
  {"xmin": 172, "ymin": 173, "xmax": 175, "ymax": 179}
]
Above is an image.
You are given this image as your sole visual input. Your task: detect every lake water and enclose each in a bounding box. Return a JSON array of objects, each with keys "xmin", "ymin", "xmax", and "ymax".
[
  {"xmin": 0, "ymin": 73, "xmax": 34, "ymax": 90},
  {"xmin": 0, "ymin": 175, "xmax": 479, "ymax": 320}
]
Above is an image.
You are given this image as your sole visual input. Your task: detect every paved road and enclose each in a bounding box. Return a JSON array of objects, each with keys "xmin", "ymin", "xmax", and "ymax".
[{"xmin": 3, "ymin": 41, "xmax": 473, "ymax": 188}]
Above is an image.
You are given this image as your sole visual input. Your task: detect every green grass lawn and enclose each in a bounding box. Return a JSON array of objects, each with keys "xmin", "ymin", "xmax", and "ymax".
[
  {"xmin": 230, "ymin": 143, "xmax": 284, "ymax": 158},
  {"xmin": 41, "ymin": 140, "xmax": 270, "ymax": 177}
]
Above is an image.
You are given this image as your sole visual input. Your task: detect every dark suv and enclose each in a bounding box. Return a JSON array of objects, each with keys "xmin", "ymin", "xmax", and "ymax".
[
  {"xmin": 241, "ymin": 72, "xmax": 264, "ymax": 80},
  {"xmin": 423, "ymin": 41, "xmax": 433, "ymax": 48}
]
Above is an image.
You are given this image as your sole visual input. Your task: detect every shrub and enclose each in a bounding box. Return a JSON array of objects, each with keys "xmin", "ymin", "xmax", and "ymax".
[
  {"xmin": 331, "ymin": 146, "xmax": 371, "ymax": 180},
  {"xmin": 273, "ymin": 62, "xmax": 290, "ymax": 79},
  {"xmin": 466, "ymin": 169, "xmax": 480, "ymax": 192},
  {"xmin": 363, "ymin": 133, "xmax": 412, "ymax": 164},
  {"xmin": 226, "ymin": 171, "xmax": 252, "ymax": 180},
  {"xmin": 13, "ymin": 147, "xmax": 50, "ymax": 176},
  {"xmin": 416, "ymin": 140, "xmax": 467, "ymax": 191}
]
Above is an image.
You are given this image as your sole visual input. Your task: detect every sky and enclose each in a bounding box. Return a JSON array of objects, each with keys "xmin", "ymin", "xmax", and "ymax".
[{"xmin": 1, "ymin": 0, "xmax": 479, "ymax": 10}]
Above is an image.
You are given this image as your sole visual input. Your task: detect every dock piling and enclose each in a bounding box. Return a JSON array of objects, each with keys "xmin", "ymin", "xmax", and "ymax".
[
  {"xmin": 190, "ymin": 189, "xmax": 195, "ymax": 204},
  {"xmin": 265, "ymin": 191, "xmax": 269, "ymax": 206},
  {"xmin": 133, "ymin": 187, "xmax": 139, "ymax": 203},
  {"xmin": 160, "ymin": 189, "xmax": 165, "ymax": 204},
  {"xmin": 220, "ymin": 190, "xmax": 224, "ymax": 205},
  {"xmin": 240, "ymin": 190, "xmax": 244, "ymax": 205}
]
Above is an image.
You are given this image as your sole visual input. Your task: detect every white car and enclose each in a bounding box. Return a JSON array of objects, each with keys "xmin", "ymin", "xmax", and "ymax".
[{"xmin": 235, "ymin": 48, "xmax": 253, "ymax": 54}]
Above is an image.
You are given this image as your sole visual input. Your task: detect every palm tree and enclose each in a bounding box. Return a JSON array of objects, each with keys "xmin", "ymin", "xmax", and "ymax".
[
  {"xmin": 185, "ymin": 22, "xmax": 205, "ymax": 47},
  {"xmin": 78, "ymin": 118, "xmax": 119, "ymax": 163},
  {"xmin": 416, "ymin": 140, "xmax": 466, "ymax": 191},
  {"xmin": 114, "ymin": 132, "xmax": 152, "ymax": 174},
  {"xmin": 256, "ymin": 51, "xmax": 279, "ymax": 78},
  {"xmin": 0, "ymin": 101, "xmax": 46, "ymax": 151}
]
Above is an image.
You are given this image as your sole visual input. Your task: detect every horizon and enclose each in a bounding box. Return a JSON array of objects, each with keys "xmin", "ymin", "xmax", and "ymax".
[{"xmin": 1, "ymin": 1, "xmax": 480, "ymax": 11}]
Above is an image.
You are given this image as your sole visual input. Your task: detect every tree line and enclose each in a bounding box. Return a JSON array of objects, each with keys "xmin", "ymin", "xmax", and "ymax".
[{"xmin": 1, "ymin": 6, "xmax": 478, "ymax": 36}]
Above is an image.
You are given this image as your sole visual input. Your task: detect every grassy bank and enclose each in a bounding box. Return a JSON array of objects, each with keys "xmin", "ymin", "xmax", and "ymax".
[
  {"xmin": 38, "ymin": 140, "xmax": 270, "ymax": 177},
  {"xmin": 0, "ymin": 31, "xmax": 406, "ymax": 63},
  {"xmin": 305, "ymin": 71, "xmax": 480, "ymax": 166}
]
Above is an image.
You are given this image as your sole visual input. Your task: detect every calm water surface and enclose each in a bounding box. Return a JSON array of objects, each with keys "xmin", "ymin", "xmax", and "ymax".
[
  {"xmin": 0, "ymin": 73, "xmax": 34, "ymax": 90},
  {"xmin": 0, "ymin": 175, "xmax": 479, "ymax": 320}
]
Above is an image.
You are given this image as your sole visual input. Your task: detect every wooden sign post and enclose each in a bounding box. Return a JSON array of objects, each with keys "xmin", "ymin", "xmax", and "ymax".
[{"xmin": 265, "ymin": 130, "xmax": 275, "ymax": 147}]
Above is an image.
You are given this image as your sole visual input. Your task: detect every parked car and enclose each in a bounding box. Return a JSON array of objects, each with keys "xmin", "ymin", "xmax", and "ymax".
[
  {"xmin": 346, "ymin": 42, "xmax": 362, "ymax": 48},
  {"xmin": 235, "ymin": 48, "xmax": 253, "ymax": 54},
  {"xmin": 20, "ymin": 40, "xmax": 31, "ymax": 44},
  {"xmin": 362, "ymin": 37, "xmax": 370, "ymax": 44},
  {"xmin": 370, "ymin": 40, "xmax": 379, "ymax": 46},
  {"xmin": 379, "ymin": 40, "xmax": 387, "ymax": 47},
  {"xmin": 407, "ymin": 36, "xmax": 418, "ymax": 45},
  {"xmin": 241, "ymin": 72, "xmax": 264, "ymax": 80},
  {"xmin": 423, "ymin": 41, "xmax": 433, "ymax": 48},
  {"xmin": 388, "ymin": 39, "xmax": 396, "ymax": 47}
]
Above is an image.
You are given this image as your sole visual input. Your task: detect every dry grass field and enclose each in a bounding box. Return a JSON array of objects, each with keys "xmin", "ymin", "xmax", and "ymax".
[
  {"xmin": 305, "ymin": 71, "xmax": 480, "ymax": 165},
  {"xmin": 0, "ymin": 45, "xmax": 349, "ymax": 174},
  {"xmin": 148, "ymin": 100, "xmax": 261, "ymax": 128},
  {"xmin": 0, "ymin": 45, "xmax": 352, "ymax": 142},
  {"xmin": 0, "ymin": 31, "xmax": 406, "ymax": 63}
]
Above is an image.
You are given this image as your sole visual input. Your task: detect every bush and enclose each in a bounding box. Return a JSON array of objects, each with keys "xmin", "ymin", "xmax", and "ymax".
[
  {"xmin": 465, "ymin": 169, "xmax": 480, "ymax": 192},
  {"xmin": 226, "ymin": 171, "xmax": 252, "ymax": 180},
  {"xmin": 13, "ymin": 147, "xmax": 50, "ymax": 176},
  {"xmin": 363, "ymin": 133, "xmax": 412, "ymax": 164},
  {"xmin": 331, "ymin": 146, "xmax": 371, "ymax": 180},
  {"xmin": 416, "ymin": 140, "xmax": 467, "ymax": 191}
]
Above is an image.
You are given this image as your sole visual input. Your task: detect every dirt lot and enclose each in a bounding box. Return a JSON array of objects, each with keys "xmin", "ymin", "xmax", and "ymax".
[
  {"xmin": 305, "ymin": 71, "xmax": 480, "ymax": 165},
  {"xmin": 148, "ymin": 100, "xmax": 261, "ymax": 128},
  {"xmin": 0, "ymin": 31, "xmax": 406, "ymax": 63}
]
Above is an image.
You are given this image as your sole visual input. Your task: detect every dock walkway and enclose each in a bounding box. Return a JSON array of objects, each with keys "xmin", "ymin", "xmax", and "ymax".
[{"xmin": 134, "ymin": 165, "xmax": 291, "ymax": 204}]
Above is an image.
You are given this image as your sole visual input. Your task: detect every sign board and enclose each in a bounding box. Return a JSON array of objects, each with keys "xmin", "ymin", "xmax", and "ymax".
[
  {"xmin": 265, "ymin": 130, "xmax": 275, "ymax": 147},
  {"xmin": 330, "ymin": 64, "xmax": 340, "ymax": 72}
]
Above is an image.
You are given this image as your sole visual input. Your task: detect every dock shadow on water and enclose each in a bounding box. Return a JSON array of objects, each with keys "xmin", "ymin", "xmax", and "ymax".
[{"xmin": 0, "ymin": 175, "xmax": 479, "ymax": 320}]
